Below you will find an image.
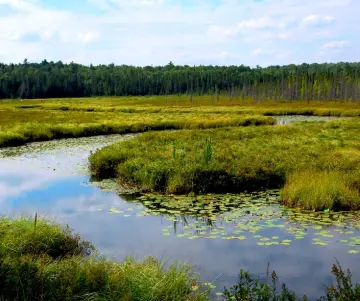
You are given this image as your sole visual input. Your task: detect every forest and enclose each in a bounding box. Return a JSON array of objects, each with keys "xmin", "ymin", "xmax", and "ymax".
[{"xmin": 1, "ymin": 60, "xmax": 360, "ymax": 101}]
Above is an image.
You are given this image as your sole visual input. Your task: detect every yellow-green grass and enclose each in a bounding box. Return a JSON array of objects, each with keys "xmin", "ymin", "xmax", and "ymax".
[
  {"xmin": 0, "ymin": 217, "xmax": 206, "ymax": 301},
  {"xmin": 281, "ymin": 170, "xmax": 360, "ymax": 211},
  {"xmin": 0, "ymin": 109, "xmax": 274, "ymax": 147},
  {"xmin": 3, "ymin": 95, "xmax": 360, "ymax": 148},
  {"xmin": 89, "ymin": 118, "xmax": 360, "ymax": 211},
  {"xmin": 0, "ymin": 216, "xmax": 94, "ymax": 258},
  {"xmin": 4, "ymin": 95, "xmax": 360, "ymax": 115}
]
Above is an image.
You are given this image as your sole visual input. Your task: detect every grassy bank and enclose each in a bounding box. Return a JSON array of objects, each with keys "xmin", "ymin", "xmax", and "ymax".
[
  {"xmin": 90, "ymin": 118, "xmax": 360, "ymax": 211},
  {"xmin": 0, "ymin": 113, "xmax": 274, "ymax": 148},
  {"xmin": 281, "ymin": 171, "xmax": 360, "ymax": 211},
  {"xmin": 0, "ymin": 217, "xmax": 206, "ymax": 301},
  {"xmin": 2, "ymin": 217, "xmax": 359, "ymax": 300},
  {"xmin": 4, "ymin": 96, "xmax": 360, "ymax": 210},
  {"xmin": 3, "ymin": 96, "xmax": 360, "ymax": 148}
]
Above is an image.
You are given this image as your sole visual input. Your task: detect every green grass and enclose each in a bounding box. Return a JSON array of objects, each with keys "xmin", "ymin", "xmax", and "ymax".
[
  {"xmin": 0, "ymin": 217, "xmax": 207, "ymax": 301},
  {"xmin": 0, "ymin": 107, "xmax": 275, "ymax": 147},
  {"xmin": 4, "ymin": 96, "xmax": 360, "ymax": 210},
  {"xmin": 0, "ymin": 216, "xmax": 94, "ymax": 258},
  {"xmin": 89, "ymin": 118, "xmax": 360, "ymax": 211},
  {"xmin": 3, "ymin": 95, "xmax": 360, "ymax": 148},
  {"xmin": 1, "ymin": 219, "xmax": 359, "ymax": 301},
  {"xmin": 281, "ymin": 171, "xmax": 360, "ymax": 211}
]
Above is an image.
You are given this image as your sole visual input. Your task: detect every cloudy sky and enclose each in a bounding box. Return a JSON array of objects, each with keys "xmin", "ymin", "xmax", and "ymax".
[{"xmin": 0, "ymin": 0, "xmax": 358, "ymax": 66}]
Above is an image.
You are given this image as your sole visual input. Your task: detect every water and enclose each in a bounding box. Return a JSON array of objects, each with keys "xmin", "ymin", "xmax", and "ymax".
[
  {"xmin": 0, "ymin": 135, "xmax": 360, "ymax": 300},
  {"xmin": 274, "ymin": 115, "xmax": 344, "ymax": 125}
]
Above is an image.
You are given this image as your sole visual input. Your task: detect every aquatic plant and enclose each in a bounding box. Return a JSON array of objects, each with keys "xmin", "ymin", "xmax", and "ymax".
[
  {"xmin": 90, "ymin": 118, "xmax": 360, "ymax": 210},
  {"xmin": 0, "ymin": 217, "xmax": 207, "ymax": 301},
  {"xmin": 222, "ymin": 262, "xmax": 360, "ymax": 301}
]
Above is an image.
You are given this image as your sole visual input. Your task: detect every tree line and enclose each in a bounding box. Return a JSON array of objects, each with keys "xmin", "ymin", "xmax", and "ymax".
[{"xmin": 1, "ymin": 59, "xmax": 360, "ymax": 101}]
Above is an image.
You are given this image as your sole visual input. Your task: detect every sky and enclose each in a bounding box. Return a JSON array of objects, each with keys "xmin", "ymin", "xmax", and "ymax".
[{"xmin": 0, "ymin": 0, "xmax": 358, "ymax": 67}]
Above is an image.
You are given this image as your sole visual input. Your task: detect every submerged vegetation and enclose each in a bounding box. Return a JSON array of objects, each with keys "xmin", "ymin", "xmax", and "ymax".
[{"xmin": 0, "ymin": 217, "xmax": 206, "ymax": 301}]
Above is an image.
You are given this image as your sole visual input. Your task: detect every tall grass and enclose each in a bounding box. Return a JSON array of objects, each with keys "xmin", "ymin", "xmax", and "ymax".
[
  {"xmin": 0, "ymin": 108, "xmax": 275, "ymax": 147},
  {"xmin": 281, "ymin": 171, "xmax": 360, "ymax": 211},
  {"xmin": 0, "ymin": 216, "xmax": 94, "ymax": 258},
  {"xmin": 90, "ymin": 119, "xmax": 360, "ymax": 210},
  {"xmin": 0, "ymin": 217, "xmax": 207, "ymax": 301},
  {"xmin": 222, "ymin": 263, "xmax": 360, "ymax": 300},
  {"xmin": 3, "ymin": 95, "xmax": 360, "ymax": 148}
]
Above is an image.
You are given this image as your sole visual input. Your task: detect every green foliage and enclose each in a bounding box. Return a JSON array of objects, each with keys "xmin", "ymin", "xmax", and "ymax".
[
  {"xmin": 90, "ymin": 118, "xmax": 360, "ymax": 210},
  {"xmin": 0, "ymin": 103, "xmax": 275, "ymax": 147},
  {"xmin": 281, "ymin": 171, "xmax": 360, "ymax": 211},
  {"xmin": 1, "ymin": 61, "xmax": 360, "ymax": 102},
  {"xmin": 320, "ymin": 262, "xmax": 360, "ymax": 300},
  {"xmin": 0, "ymin": 217, "xmax": 207, "ymax": 301},
  {"xmin": 222, "ymin": 263, "xmax": 360, "ymax": 301},
  {"xmin": 0, "ymin": 216, "xmax": 94, "ymax": 258},
  {"xmin": 203, "ymin": 138, "xmax": 213, "ymax": 167},
  {"xmin": 222, "ymin": 269, "xmax": 303, "ymax": 301}
]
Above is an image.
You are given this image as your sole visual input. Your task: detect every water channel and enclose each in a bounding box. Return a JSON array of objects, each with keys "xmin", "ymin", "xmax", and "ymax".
[{"xmin": 0, "ymin": 118, "xmax": 359, "ymax": 299}]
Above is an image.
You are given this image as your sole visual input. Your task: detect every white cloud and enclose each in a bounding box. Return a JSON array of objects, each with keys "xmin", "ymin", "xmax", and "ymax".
[
  {"xmin": 322, "ymin": 40, "xmax": 349, "ymax": 49},
  {"xmin": 77, "ymin": 31, "xmax": 100, "ymax": 43},
  {"xmin": 300, "ymin": 14, "xmax": 334, "ymax": 27},
  {"xmin": 251, "ymin": 48, "xmax": 272, "ymax": 56},
  {"xmin": 0, "ymin": 0, "xmax": 358, "ymax": 66}
]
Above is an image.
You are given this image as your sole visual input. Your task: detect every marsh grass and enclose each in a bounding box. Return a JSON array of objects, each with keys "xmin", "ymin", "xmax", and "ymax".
[
  {"xmin": 3, "ymin": 96, "xmax": 360, "ymax": 148},
  {"xmin": 90, "ymin": 119, "xmax": 360, "ymax": 210},
  {"xmin": 0, "ymin": 256, "xmax": 205, "ymax": 301},
  {"xmin": 223, "ymin": 263, "xmax": 360, "ymax": 301},
  {"xmin": 0, "ymin": 216, "xmax": 94, "ymax": 258},
  {"xmin": 0, "ymin": 108, "xmax": 275, "ymax": 147},
  {"xmin": 4, "ymin": 96, "xmax": 360, "ymax": 210},
  {"xmin": 0, "ymin": 217, "xmax": 207, "ymax": 301},
  {"xmin": 281, "ymin": 171, "xmax": 360, "ymax": 211}
]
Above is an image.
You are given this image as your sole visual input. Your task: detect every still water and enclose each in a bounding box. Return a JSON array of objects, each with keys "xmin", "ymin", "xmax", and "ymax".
[
  {"xmin": 274, "ymin": 115, "xmax": 345, "ymax": 125},
  {"xmin": 0, "ymin": 134, "xmax": 359, "ymax": 300}
]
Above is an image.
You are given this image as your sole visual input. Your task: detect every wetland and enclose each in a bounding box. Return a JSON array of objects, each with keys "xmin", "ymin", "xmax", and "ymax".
[{"xmin": 1, "ymin": 96, "xmax": 360, "ymax": 300}]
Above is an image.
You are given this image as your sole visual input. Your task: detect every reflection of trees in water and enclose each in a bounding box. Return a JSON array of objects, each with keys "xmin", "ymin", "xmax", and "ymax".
[{"xmin": 171, "ymin": 215, "xmax": 218, "ymax": 235}]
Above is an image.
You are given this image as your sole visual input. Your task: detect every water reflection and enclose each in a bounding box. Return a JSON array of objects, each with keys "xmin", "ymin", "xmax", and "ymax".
[
  {"xmin": 274, "ymin": 115, "xmax": 345, "ymax": 125},
  {"xmin": 0, "ymin": 135, "xmax": 359, "ymax": 300}
]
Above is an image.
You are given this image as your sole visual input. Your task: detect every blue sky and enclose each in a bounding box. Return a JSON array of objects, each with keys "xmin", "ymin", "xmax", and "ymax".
[{"xmin": 0, "ymin": 0, "xmax": 358, "ymax": 66}]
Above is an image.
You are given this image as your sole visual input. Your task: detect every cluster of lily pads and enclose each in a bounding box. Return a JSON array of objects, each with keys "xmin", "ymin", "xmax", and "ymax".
[{"xmin": 106, "ymin": 191, "xmax": 360, "ymax": 255}]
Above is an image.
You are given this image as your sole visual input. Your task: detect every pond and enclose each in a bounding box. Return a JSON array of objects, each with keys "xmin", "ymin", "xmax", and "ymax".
[
  {"xmin": 0, "ymin": 134, "xmax": 360, "ymax": 300},
  {"xmin": 274, "ymin": 115, "xmax": 345, "ymax": 125}
]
